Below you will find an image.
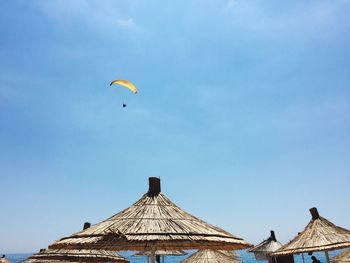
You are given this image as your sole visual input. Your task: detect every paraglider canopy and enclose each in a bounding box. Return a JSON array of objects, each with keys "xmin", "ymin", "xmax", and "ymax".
[
  {"xmin": 110, "ymin": 79, "xmax": 138, "ymax": 94},
  {"xmin": 110, "ymin": 79, "xmax": 138, "ymax": 108}
]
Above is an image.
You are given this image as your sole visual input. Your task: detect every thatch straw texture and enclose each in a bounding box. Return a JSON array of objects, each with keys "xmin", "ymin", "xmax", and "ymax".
[
  {"xmin": 273, "ymin": 208, "xmax": 350, "ymax": 256},
  {"xmin": 249, "ymin": 231, "xmax": 283, "ymax": 260},
  {"xmin": 22, "ymin": 260, "xmax": 95, "ymax": 263},
  {"xmin": 22, "ymin": 249, "xmax": 128, "ymax": 263},
  {"xmin": 134, "ymin": 250, "xmax": 187, "ymax": 256},
  {"xmin": 50, "ymin": 178, "xmax": 251, "ymax": 251},
  {"xmin": 181, "ymin": 249, "xmax": 241, "ymax": 263},
  {"xmin": 217, "ymin": 250, "xmax": 240, "ymax": 259},
  {"xmin": 331, "ymin": 249, "xmax": 350, "ymax": 263}
]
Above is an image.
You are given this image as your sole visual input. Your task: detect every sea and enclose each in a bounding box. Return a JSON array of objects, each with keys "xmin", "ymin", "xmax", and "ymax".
[{"xmin": 2, "ymin": 250, "xmax": 343, "ymax": 263}]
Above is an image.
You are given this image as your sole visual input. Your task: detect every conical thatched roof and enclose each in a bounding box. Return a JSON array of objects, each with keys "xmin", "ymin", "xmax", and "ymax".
[
  {"xmin": 331, "ymin": 249, "xmax": 350, "ymax": 263},
  {"xmin": 218, "ymin": 250, "xmax": 240, "ymax": 259},
  {"xmin": 181, "ymin": 249, "xmax": 241, "ymax": 263},
  {"xmin": 134, "ymin": 250, "xmax": 187, "ymax": 256},
  {"xmin": 50, "ymin": 177, "xmax": 251, "ymax": 251},
  {"xmin": 249, "ymin": 231, "xmax": 283, "ymax": 260},
  {"xmin": 273, "ymin": 208, "xmax": 350, "ymax": 256},
  {"xmin": 22, "ymin": 260, "xmax": 73, "ymax": 263},
  {"xmin": 21, "ymin": 249, "xmax": 128, "ymax": 263},
  {"xmin": 22, "ymin": 260, "xmax": 118, "ymax": 263}
]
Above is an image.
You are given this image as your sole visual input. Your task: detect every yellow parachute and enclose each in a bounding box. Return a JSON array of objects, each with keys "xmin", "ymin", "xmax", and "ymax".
[{"xmin": 110, "ymin": 79, "xmax": 138, "ymax": 94}]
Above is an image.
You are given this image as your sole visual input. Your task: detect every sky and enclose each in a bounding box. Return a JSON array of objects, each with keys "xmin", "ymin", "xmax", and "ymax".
[{"xmin": 1, "ymin": 0, "xmax": 350, "ymax": 254}]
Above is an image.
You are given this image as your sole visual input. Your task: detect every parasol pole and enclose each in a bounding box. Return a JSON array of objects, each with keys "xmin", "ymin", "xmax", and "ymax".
[
  {"xmin": 150, "ymin": 245, "xmax": 156, "ymax": 263},
  {"xmin": 325, "ymin": 251, "xmax": 330, "ymax": 263},
  {"xmin": 162, "ymin": 255, "xmax": 164, "ymax": 263},
  {"xmin": 301, "ymin": 253, "xmax": 305, "ymax": 263}
]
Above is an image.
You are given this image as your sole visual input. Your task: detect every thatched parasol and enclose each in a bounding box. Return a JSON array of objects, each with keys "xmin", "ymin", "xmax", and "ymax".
[
  {"xmin": 217, "ymin": 250, "xmax": 240, "ymax": 260},
  {"xmin": 22, "ymin": 259, "xmax": 122, "ymax": 263},
  {"xmin": 331, "ymin": 249, "xmax": 350, "ymax": 263},
  {"xmin": 22, "ymin": 223, "xmax": 128, "ymax": 263},
  {"xmin": 181, "ymin": 249, "xmax": 241, "ymax": 263},
  {"xmin": 249, "ymin": 230, "xmax": 283, "ymax": 260},
  {"xmin": 0, "ymin": 255, "xmax": 11, "ymax": 263},
  {"xmin": 21, "ymin": 248, "xmax": 129, "ymax": 263},
  {"xmin": 133, "ymin": 250, "xmax": 187, "ymax": 256},
  {"xmin": 22, "ymin": 260, "xmax": 75, "ymax": 263},
  {"xmin": 272, "ymin": 207, "xmax": 350, "ymax": 263},
  {"xmin": 21, "ymin": 260, "xmax": 63, "ymax": 263},
  {"xmin": 49, "ymin": 177, "xmax": 251, "ymax": 263},
  {"xmin": 133, "ymin": 249, "xmax": 187, "ymax": 263}
]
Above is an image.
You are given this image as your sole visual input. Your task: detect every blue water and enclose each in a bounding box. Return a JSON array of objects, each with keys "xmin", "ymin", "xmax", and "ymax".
[{"xmin": 3, "ymin": 250, "xmax": 343, "ymax": 263}]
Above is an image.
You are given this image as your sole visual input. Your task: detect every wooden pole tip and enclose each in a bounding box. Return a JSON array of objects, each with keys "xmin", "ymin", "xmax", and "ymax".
[
  {"xmin": 270, "ymin": 230, "xmax": 277, "ymax": 241},
  {"xmin": 309, "ymin": 207, "xmax": 320, "ymax": 220},
  {"xmin": 148, "ymin": 177, "xmax": 161, "ymax": 197},
  {"xmin": 83, "ymin": 222, "xmax": 91, "ymax": 230}
]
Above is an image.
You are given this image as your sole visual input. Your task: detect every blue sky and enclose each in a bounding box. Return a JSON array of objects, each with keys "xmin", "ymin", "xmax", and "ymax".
[{"xmin": 1, "ymin": 0, "xmax": 350, "ymax": 253}]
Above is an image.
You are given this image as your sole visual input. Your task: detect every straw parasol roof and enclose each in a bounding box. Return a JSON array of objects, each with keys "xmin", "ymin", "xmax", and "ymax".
[
  {"xmin": 181, "ymin": 249, "xmax": 241, "ymax": 263},
  {"xmin": 21, "ymin": 248, "xmax": 129, "ymax": 263},
  {"xmin": 49, "ymin": 177, "xmax": 251, "ymax": 252},
  {"xmin": 22, "ymin": 260, "xmax": 74, "ymax": 263},
  {"xmin": 133, "ymin": 250, "xmax": 187, "ymax": 256},
  {"xmin": 22, "ymin": 259, "xmax": 120, "ymax": 263},
  {"xmin": 217, "ymin": 250, "xmax": 240, "ymax": 259},
  {"xmin": 273, "ymin": 207, "xmax": 350, "ymax": 256},
  {"xmin": 331, "ymin": 249, "xmax": 350, "ymax": 263},
  {"xmin": 0, "ymin": 256, "xmax": 11, "ymax": 263},
  {"xmin": 133, "ymin": 249, "xmax": 187, "ymax": 263},
  {"xmin": 249, "ymin": 231, "xmax": 283, "ymax": 260}
]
